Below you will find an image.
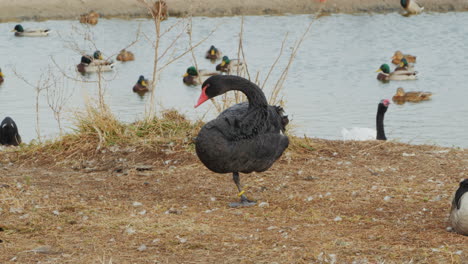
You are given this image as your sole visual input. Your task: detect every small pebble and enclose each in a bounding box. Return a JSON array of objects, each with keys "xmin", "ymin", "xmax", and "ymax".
[
  {"xmin": 52, "ymin": 210, "xmax": 60, "ymax": 215},
  {"xmin": 176, "ymin": 235, "xmax": 187, "ymax": 243},
  {"xmin": 125, "ymin": 227, "xmax": 136, "ymax": 235},
  {"xmin": 137, "ymin": 244, "xmax": 147, "ymax": 251},
  {"xmin": 334, "ymin": 216, "xmax": 342, "ymax": 222},
  {"xmin": 133, "ymin": 202, "xmax": 143, "ymax": 207},
  {"xmin": 383, "ymin": 196, "xmax": 391, "ymax": 201},
  {"xmin": 258, "ymin": 202, "xmax": 269, "ymax": 208}
]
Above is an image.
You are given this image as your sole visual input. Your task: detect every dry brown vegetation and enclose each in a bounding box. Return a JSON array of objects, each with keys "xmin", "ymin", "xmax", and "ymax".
[{"xmin": 0, "ymin": 111, "xmax": 467, "ymax": 263}]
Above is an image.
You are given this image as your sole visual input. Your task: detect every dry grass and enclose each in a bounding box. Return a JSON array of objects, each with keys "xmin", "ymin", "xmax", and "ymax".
[{"xmin": 0, "ymin": 113, "xmax": 467, "ymax": 263}]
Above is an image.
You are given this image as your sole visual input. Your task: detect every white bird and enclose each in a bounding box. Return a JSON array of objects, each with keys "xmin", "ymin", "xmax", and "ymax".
[{"xmin": 401, "ymin": 0, "xmax": 424, "ymax": 15}]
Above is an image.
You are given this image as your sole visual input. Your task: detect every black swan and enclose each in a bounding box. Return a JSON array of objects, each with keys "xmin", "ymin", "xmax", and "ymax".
[
  {"xmin": 376, "ymin": 99, "xmax": 390, "ymax": 140},
  {"xmin": 449, "ymin": 179, "xmax": 468, "ymax": 235},
  {"xmin": 341, "ymin": 99, "xmax": 389, "ymax": 141},
  {"xmin": 194, "ymin": 75, "xmax": 289, "ymax": 207},
  {"xmin": 0, "ymin": 117, "xmax": 22, "ymax": 146}
]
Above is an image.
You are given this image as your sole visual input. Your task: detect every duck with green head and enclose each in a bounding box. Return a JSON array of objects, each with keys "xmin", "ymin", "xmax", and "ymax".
[
  {"xmin": 205, "ymin": 45, "xmax": 222, "ymax": 61},
  {"xmin": 12, "ymin": 24, "xmax": 51, "ymax": 37},
  {"xmin": 133, "ymin": 75, "xmax": 150, "ymax": 94},
  {"xmin": 183, "ymin": 66, "xmax": 219, "ymax": 86},
  {"xmin": 376, "ymin": 63, "xmax": 417, "ymax": 81},
  {"xmin": 216, "ymin": 56, "xmax": 245, "ymax": 74},
  {"xmin": 77, "ymin": 51, "xmax": 115, "ymax": 74},
  {"xmin": 393, "ymin": 58, "xmax": 416, "ymax": 75}
]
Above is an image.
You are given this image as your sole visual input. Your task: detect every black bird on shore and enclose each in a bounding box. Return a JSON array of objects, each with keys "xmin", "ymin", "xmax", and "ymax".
[
  {"xmin": 449, "ymin": 179, "xmax": 468, "ymax": 236},
  {"xmin": 0, "ymin": 117, "xmax": 22, "ymax": 146},
  {"xmin": 194, "ymin": 75, "xmax": 289, "ymax": 207}
]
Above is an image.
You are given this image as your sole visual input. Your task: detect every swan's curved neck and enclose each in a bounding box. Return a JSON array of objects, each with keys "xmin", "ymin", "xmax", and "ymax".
[
  {"xmin": 376, "ymin": 104, "xmax": 387, "ymax": 140},
  {"xmin": 223, "ymin": 76, "xmax": 268, "ymax": 109}
]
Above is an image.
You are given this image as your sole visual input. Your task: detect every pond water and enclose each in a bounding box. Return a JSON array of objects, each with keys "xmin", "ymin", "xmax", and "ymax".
[{"xmin": 0, "ymin": 12, "xmax": 467, "ymax": 148}]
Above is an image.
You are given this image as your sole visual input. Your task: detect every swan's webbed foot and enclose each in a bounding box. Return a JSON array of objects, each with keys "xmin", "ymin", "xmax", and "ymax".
[
  {"xmin": 229, "ymin": 172, "xmax": 256, "ymax": 207},
  {"xmin": 229, "ymin": 194, "xmax": 256, "ymax": 208}
]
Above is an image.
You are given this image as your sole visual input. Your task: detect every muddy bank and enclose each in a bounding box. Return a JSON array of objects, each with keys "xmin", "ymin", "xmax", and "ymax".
[{"xmin": 1, "ymin": 0, "xmax": 468, "ymax": 22}]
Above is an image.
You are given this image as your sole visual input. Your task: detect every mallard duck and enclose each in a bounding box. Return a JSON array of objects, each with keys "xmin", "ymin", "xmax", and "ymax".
[
  {"xmin": 216, "ymin": 56, "xmax": 245, "ymax": 74},
  {"xmin": 133, "ymin": 75, "xmax": 150, "ymax": 94},
  {"xmin": 401, "ymin": 0, "xmax": 424, "ymax": 15},
  {"xmin": 393, "ymin": 58, "xmax": 416, "ymax": 75},
  {"xmin": 151, "ymin": 0, "xmax": 168, "ymax": 21},
  {"xmin": 116, "ymin": 49, "xmax": 135, "ymax": 62},
  {"xmin": 79, "ymin": 11, "xmax": 99, "ymax": 25},
  {"xmin": 90, "ymin": 50, "xmax": 108, "ymax": 65},
  {"xmin": 205, "ymin": 45, "xmax": 222, "ymax": 61},
  {"xmin": 0, "ymin": 68, "xmax": 4, "ymax": 84},
  {"xmin": 376, "ymin": 64, "xmax": 417, "ymax": 82},
  {"xmin": 12, "ymin": 24, "xmax": 51, "ymax": 37},
  {"xmin": 392, "ymin": 50, "xmax": 416, "ymax": 65},
  {"xmin": 183, "ymin": 66, "xmax": 219, "ymax": 86},
  {"xmin": 392, "ymin": 87, "xmax": 432, "ymax": 104},
  {"xmin": 77, "ymin": 54, "xmax": 115, "ymax": 74},
  {"xmin": 449, "ymin": 179, "xmax": 468, "ymax": 236}
]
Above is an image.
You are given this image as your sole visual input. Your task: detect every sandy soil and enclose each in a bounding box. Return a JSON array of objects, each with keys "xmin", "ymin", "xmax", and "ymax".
[
  {"xmin": 0, "ymin": 139, "xmax": 467, "ymax": 263},
  {"xmin": 0, "ymin": 0, "xmax": 468, "ymax": 22}
]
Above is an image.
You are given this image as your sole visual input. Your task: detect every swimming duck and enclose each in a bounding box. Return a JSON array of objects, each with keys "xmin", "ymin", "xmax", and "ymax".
[
  {"xmin": 0, "ymin": 68, "xmax": 4, "ymax": 84},
  {"xmin": 90, "ymin": 50, "xmax": 112, "ymax": 65},
  {"xmin": 79, "ymin": 11, "xmax": 99, "ymax": 25},
  {"xmin": 0, "ymin": 117, "xmax": 21, "ymax": 146},
  {"xmin": 401, "ymin": 0, "xmax": 424, "ymax": 15},
  {"xmin": 392, "ymin": 87, "xmax": 432, "ymax": 104},
  {"xmin": 449, "ymin": 179, "xmax": 468, "ymax": 236},
  {"xmin": 216, "ymin": 56, "xmax": 245, "ymax": 74},
  {"xmin": 12, "ymin": 24, "xmax": 51, "ymax": 37},
  {"xmin": 391, "ymin": 50, "xmax": 416, "ymax": 65},
  {"xmin": 133, "ymin": 75, "xmax": 150, "ymax": 94},
  {"xmin": 183, "ymin": 66, "xmax": 219, "ymax": 86},
  {"xmin": 205, "ymin": 45, "xmax": 222, "ymax": 61},
  {"xmin": 151, "ymin": 1, "xmax": 168, "ymax": 21},
  {"xmin": 376, "ymin": 64, "xmax": 417, "ymax": 82},
  {"xmin": 393, "ymin": 58, "xmax": 416, "ymax": 75},
  {"xmin": 116, "ymin": 49, "xmax": 135, "ymax": 62},
  {"xmin": 77, "ymin": 54, "xmax": 115, "ymax": 74},
  {"xmin": 194, "ymin": 75, "xmax": 289, "ymax": 207}
]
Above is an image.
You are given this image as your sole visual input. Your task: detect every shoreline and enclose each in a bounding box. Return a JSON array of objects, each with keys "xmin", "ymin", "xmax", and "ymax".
[{"xmin": 0, "ymin": 0, "xmax": 467, "ymax": 22}]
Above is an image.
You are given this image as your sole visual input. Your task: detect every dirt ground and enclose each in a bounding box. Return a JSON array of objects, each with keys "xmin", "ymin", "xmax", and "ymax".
[
  {"xmin": 0, "ymin": 0, "xmax": 467, "ymax": 22},
  {"xmin": 0, "ymin": 139, "xmax": 467, "ymax": 263}
]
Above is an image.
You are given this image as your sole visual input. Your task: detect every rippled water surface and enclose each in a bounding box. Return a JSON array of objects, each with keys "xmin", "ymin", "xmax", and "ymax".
[{"xmin": 1, "ymin": 12, "xmax": 467, "ymax": 147}]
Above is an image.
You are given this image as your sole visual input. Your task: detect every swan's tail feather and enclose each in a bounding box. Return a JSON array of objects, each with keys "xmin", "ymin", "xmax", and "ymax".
[{"xmin": 274, "ymin": 106, "xmax": 289, "ymax": 132}]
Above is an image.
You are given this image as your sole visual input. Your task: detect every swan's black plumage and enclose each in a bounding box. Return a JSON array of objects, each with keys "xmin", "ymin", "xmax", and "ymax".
[
  {"xmin": 454, "ymin": 179, "xmax": 468, "ymax": 210},
  {"xmin": 376, "ymin": 99, "xmax": 389, "ymax": 140},
  {"xmin": 195, "ymin": 75, "xmax": 289, "ymax": 206},
  {"xmin": 0, "ymin": 117, "xmax": 21, "ymax": 146}
]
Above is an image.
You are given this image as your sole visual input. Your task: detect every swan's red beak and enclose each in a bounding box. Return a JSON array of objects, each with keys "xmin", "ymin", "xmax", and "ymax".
[{"xmin": 194, "ymin": 85, "xmax": 209, "ymax": 108}]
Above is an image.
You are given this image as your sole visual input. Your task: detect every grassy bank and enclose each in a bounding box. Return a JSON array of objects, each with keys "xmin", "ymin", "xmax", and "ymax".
[{"xmin": 0, "ymin": 108, "xmax": 467, "ymax": 263}]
